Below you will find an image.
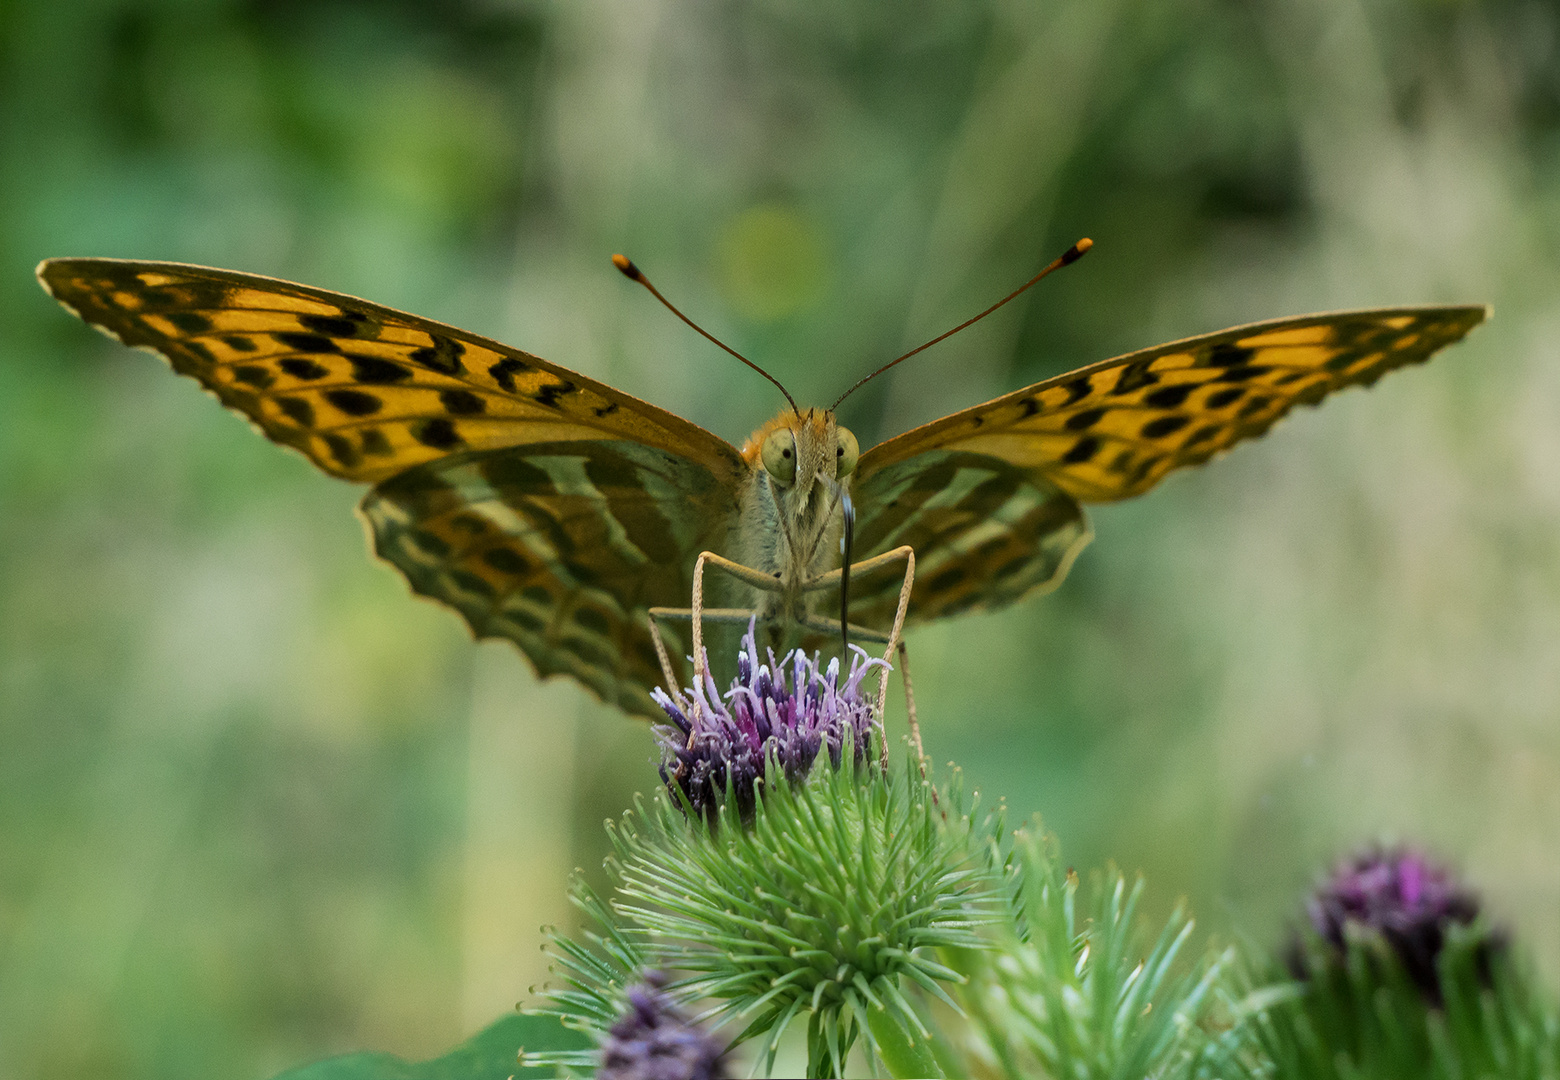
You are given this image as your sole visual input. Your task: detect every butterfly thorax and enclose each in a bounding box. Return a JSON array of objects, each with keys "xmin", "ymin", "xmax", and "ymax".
[{"xmin": 730, "ymin": 408, "xmax": 858, "ymax": 626}]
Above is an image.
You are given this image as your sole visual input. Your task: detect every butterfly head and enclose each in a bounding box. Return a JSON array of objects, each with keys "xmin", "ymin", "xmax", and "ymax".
[{"xmin": 744, "ymin": 408, "xmax": 859, "ymax": 499}]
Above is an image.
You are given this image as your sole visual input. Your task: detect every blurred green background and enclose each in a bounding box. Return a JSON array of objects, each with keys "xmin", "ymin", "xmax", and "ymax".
[{"xmin": 3, "ymin": 0, "xmax": 1558, "ymax": 1076}]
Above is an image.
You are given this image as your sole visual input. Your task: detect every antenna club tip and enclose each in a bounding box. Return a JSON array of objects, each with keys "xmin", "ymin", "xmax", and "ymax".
[
  {"xmin": 1063, "ymin": 237, "xmax": 1093, "ymax": 263},
  {"xmin": 611, "ymin": 253, "xmax": 641, "ymax": 279}
]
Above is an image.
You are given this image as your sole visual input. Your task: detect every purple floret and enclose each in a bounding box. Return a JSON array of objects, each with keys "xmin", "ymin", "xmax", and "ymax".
[
  {"xmin": 598, "ymin": 971, "xmax": 729, "ymax": 1080},
  {"xmin": 651, "ymin": 619, "xmax": 887, "ymax": 820},
  {"xmin": 1298, "ymin": 847, "xmax": 1489, "ymax": 1002}
]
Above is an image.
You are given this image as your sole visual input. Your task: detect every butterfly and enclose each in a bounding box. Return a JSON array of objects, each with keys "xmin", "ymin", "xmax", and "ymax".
[{"xmin": 37, "ymin": 255, "xmax": 1487, "ymax": 720}]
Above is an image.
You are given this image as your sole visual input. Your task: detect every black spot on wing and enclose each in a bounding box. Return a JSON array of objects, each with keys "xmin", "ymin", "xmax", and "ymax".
[
  {"xmin": 233, "ymin": 364, "xmax": 273, "ymax": 388},
  {"xmin": 181, "ymin": 340, "xmax": 217, "ymax": 365},
  {"xmin": 407, "ymin": 529, "xmax": 450, "ymax": 558},
  {"xmin": 1064, "ymin": 408, "xmax": 1106, "ymax": 431},
  {"xmin": 1217, "ymin": 365, "xmax": 1269, "ymax": 382},
  {"xmin": 324, "ymin": 433, "xmax": 360, "ymax": 468},
  {"xmin": 450, "ymin": 569, "xmax": 496, "ymax": 598},
  {"xmin": 488, "ymin": 356, "xmax": 529, "ymax": 393},
  {"xmin": 534, "ymin": 381, "xmax": 577, "ymax": 408},
  {"xmin": 360, "ymin": 428, "xmax": 393, "ymax": 456},
  {"xmin": 505, "ymin": 606, "xmax": 547, "ymax": 634},
  {"xmin": 1141, "ymin": 415, "xmax": 1190, "ymax": 438},
  {"xmin": 439, "ymin": 389, "xmax": 486, "ymax": 415},
  {"xmin": 410, "ymin": 334, "xmax": 465, "ymax": 375},
  {"xmin": 1130, "ymin": 455, "xmax": 1164, "ymax": 483},
  {"xmin": 349, "ymin": 355, "xmax": 412, "ymax": 384},
  {"xmin": 1206, "ymin": 342, "xmax": 1255, "ymax": 368},
  {"xmin": 594, "ymin": 402, "xmax": 620, "ymax": 418},
  {"xmin": 1061, "ymin": 377, "xmax": 1091, "ymax": 405},
  {"xmin": 1062, "ymin": 435, "xmax": 1100, "ymax": 463},
  {"xmin": 276, "ymin": 397, "xmax": 315, "ymax": 427},
  {"xmin": 299, "ymin": 312, "xmax": 374, "ymax": 339},
  {"xmin": 995, "ymin": 555, "xmax": 1031, "ymax": 580},
  {"xmin": 280, "ymin": 358, "xmax": 329, "ymax": 380},
  {"xmin": 1145, "ymin": 384, "xmax": 1193, "ymax": 408},
  {"xmin": 224, "ymin": 335, "xmax": 257, "ymax": 352},
  {"xmin": 326, "ymin": 389, "xmax": 382, "ymax": 416},
  {"xmin": 167, "ymin": 311, "xmax": 212, "ymax": 333},
  {"xmin": 482, "ymin": 547, "xmax": 529, "ymax": 574},
  {"xmin": 411, "ymin": 418, "xmax": 461, "ymax": 449},
  {"xmin": 1205, "ymin": 387, "xmax": 1244, "ymax": 409},
  {"xmin": 1112, "ymin": 359, "xmax": 1158, "ymax": 395},
  {"xmin": 274, "ymin": 331, "xmax": 340, "ymax": 354}
]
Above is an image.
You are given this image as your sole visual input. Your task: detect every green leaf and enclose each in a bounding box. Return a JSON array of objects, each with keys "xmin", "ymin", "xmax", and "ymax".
[{"xmin": 269, "ymin": 1013, "xmax": 591, "ymax": 1080}]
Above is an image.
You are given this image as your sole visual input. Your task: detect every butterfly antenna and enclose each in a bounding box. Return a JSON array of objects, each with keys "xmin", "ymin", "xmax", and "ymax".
[
  {"xmin": 613, "ymin": 254, "xmax": 799, "ymax": 413},
  {"xmin": 831, "ymin": 237, "xmax": 1092, "ymax": 409}
]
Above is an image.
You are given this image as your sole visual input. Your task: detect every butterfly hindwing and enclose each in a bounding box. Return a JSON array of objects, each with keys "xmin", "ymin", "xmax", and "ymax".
[
  {"xmin": 848, "ymin": 450, "xmax": 1091, "ymax": 627},
  {"xmin": 858, "ymin": 306, "xmax": 1488, "ymax": 503},
  {"xmin": 361, "ymin": 439, "xmax": 739, "ymax": 719},
  {"xmin": 36, "ymin": 258, "xmax": 745, "ymax": 486}
]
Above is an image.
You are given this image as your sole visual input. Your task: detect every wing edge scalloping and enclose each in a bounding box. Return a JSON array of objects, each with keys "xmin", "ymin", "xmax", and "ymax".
[{"xmin": 353, "ymin": 494, "xmax": 669, "ymax": 720}]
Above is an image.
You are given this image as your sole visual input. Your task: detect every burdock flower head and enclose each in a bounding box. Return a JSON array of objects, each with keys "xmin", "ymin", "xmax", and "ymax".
[
  {"xmin": 598, "ymin": 971, "xmax": 730, "ymax": 1080},
  {"xmin": 651, "ymin": 620, "xmax": 886, "ymax": 819},
  {"xmin": 1296, "ymin": 846, "xmax": 1488, "ymax": 1002}
]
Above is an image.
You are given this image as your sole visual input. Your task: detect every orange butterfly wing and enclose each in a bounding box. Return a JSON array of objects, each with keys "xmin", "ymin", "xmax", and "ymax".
[
  {"xmin": 847, "ymin": 306, "xmax": 1487, "ymax": 623},
  {"xmin": 37, "ymin": 258, "xmax": 745, "ymax": 486},
  {"xmin": 38, "ymin": 258, "xmax": 749, "ymax": 718}
]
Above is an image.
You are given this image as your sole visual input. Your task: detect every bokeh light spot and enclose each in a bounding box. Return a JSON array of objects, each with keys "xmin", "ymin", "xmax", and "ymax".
[{"xmin": 716, "ymin": 203, "xmax": 828, "ymax": 323}]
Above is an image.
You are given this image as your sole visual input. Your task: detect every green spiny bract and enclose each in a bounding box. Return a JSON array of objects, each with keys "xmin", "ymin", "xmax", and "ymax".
[
  {"xmin": 530, "ymin": 760, "xmax": 1005, "ymax": 1078},
  {"xmin": 948, "ymin": 827, "xmax": 1249, "ymax": 1080},
  {"xmin": 1249, "ymin": 912, "xmax": 1560, "ymax": 1079}
]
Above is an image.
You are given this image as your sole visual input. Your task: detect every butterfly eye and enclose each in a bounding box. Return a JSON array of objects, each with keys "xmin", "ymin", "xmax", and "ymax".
[
  {"xmin": 835, "ymin": 427, "xmax": 859, "ymax": 477},
  {"xmin": 761, "ymin": 428, "xmax": 797, "ymax": 485}
]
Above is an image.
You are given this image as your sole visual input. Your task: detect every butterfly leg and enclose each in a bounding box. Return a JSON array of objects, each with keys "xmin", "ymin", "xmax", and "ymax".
[
  {"xmin": 803, "ymin": 545, "xmax": 917, "ymax": 766},
  {"xmin": 647, "ymin": 551, "xmax": 788, "ymax": 719},
  {"xmin": 691, "ymin": 551, "xmax": 789, "ymax": 702},
  {"xmin": 647, "ymin": 606, "xmax": 773, "ymax": 700},
  {"xmin": 645, "ymin": 615, "xmax": 691, "ymax": 718}
]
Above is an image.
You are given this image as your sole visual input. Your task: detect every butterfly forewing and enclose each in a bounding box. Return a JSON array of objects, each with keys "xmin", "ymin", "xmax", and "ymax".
[
  {"xmin": 858, "ymin": 306, "xmax": 1488, "ymax": 503},
  {"xmin": 361, "ymin": 440, "xmax": 737, "ymax": 718},
  {"xmin": 37, "ymin": 258, "xmax": 745, "ymax": 486}
]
